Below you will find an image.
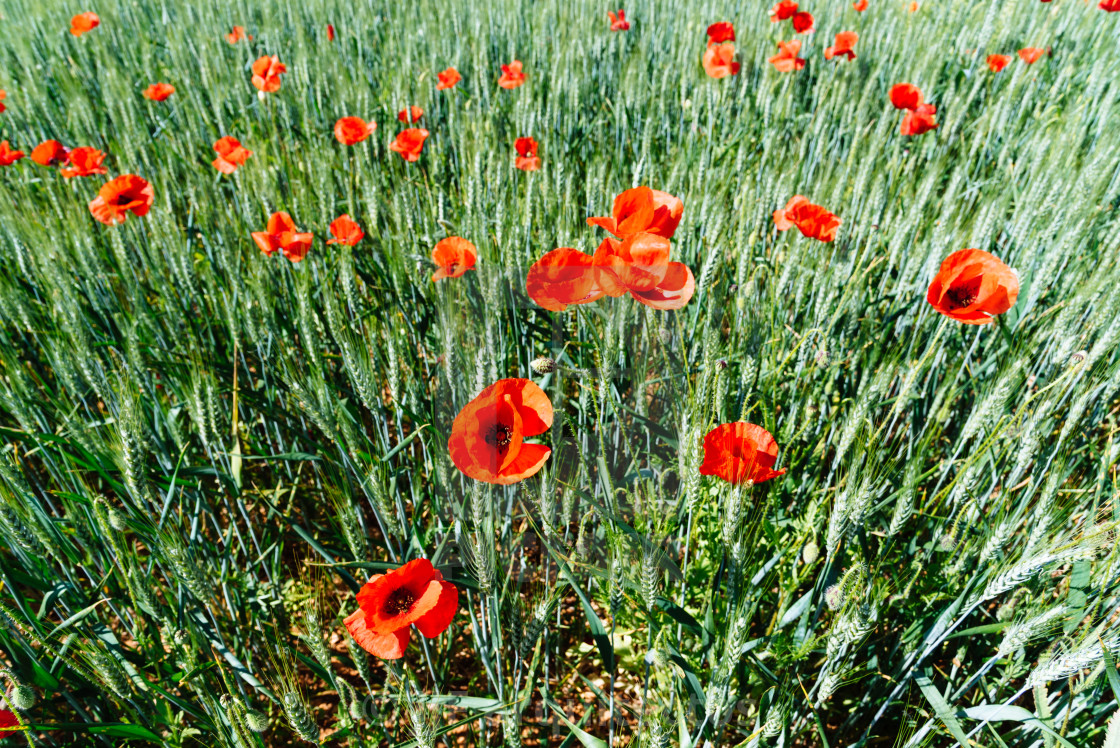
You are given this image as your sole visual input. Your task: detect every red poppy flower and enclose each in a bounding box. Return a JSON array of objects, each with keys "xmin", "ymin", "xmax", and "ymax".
[
  {"xmin": 397, "ymin": 106, "xmax": 424, "ymax": 123},
  {"xmin": 703, "ymin": 42, "xmax": 741, "ymax": 78},
  {"xmin": 900, "ymin": 103, "xmax": 938, "ymax": 136},
  {"xmin": 908, "ymin": 1, "xmax": 919, "ymax": 10},
  {"xmin": 514, "ymin": 137, "xmax": 540, "ymax": 171},
  {"xmin": 0, "ymin": 90, "xmax": 6, "ymax": 114},
  {"xmin": 773, "ymin": 195, "xmax": 841, "ymax": 242},
  {"xmin": 334, "ymin": 117, "xmax": 376, "ymax": 145},
  {"xmin": 699, "ymin": 422, "xmax": 786, "ymax": 485},
  {"xmin": 0, "ymin": 141, "xmax": 25, "ymax": 166},
  {"xmin": 431, "ymin": 237, "xmax": 478, "ymax": 281},
  {"xmin": 526, "ymin": 248, "xmax": 604, "ymax": 311},
  {"xmin": 987, "ymin": 54, "xmax": 1010, "ymax": 72},
  {"xmin": 449, "ymin": 379, "xmax": 553, "ymax": 484},
  {"xmin": 89, "ymin": 174, "xmax": 153, "ymax": 226},
  {"xmin": 389, "ymin": 128, "xmax": 429, "ymax": 162},
  {"xmin": 252, "ymin": 55, "xmax": 287, "ymax": 93},
  {"xmin": 0, "ymin": 709, "xmax": 18, "ymax": 738},
  {"xmin": 791, "ymin": 11, "xmax": 815, "ymax": 33},
  {"xmin": 327, "ymin": 215, "xmax": 364, "ymax": 246},
  {"xmin": 251, "ymin": 211, "xmax": 314, "ymax": 262},
  {"xmin": 1018, "ymin": 47, "xmax": 1047, "ymax": 64},
  {"xmin": 587, "ymin": 186, "xmax": 684, "ymax": 240},
  {"xmin": 853, "ymin": 0, "xmax": 868, "ymax": 10},
  {"xmin": 927, "ymin": 249, "xmax": 1019, "ymax": 325},
  {"xmin": 327, "ymin": 24, "xmax": 335, "ymax": 41},
  {"xmin": 769, "ymin": 40, "xmax": 806, "ymax": 72},
  {"xmin": 608, "ymin": 10, "xmax": 630, "ymax": 30},
  {"xmin": 593, "ymin": 233, "xmax": 695, "ymax": 310},
  {"xmin": 825, "ymin": 31, "xmax": 858, "ymax": 60},
  {"xmin": 143, "ymin": 83, "xmax": 175, "ymax": 101},
  {"xmin": 437, "ymin": 67, "xmax": 462, "ymax": 90},
  {"xmin": 212, "ymin": 136, "xmax": 252, "ymax": 174},
  {"xmin": 498, "ymin": 60, "xmax": 526, "ymax": 89},
  {"xmin": 345, "ymin": 558, "xmax": 458, "ymax": 660},
  {"xmin": 890, "ymin": 83, "xmax": 924, "ymax": 110},
  {"xmin": 707, "ymin": 22, "xmax": 735, "ymax": 42},
  {"xmin": 1102, "ymin": 0, "xmax": 1120, "ymax": 10},
  {"xmin": 770, "ymin": 1, "xmax": 799, "ymax": 21},
  {"xmin": 70, "ymin": 12, "xmax": 99, "ymax": 36},
  {"xmin": 226, "ymin": 26, "xmax": 251, "ymax": 44},
  {"xmin": 30, "ymin": 140, "xmax": 69, "ymax": 167},
  {"xmin": 60, "ymin": 146, "xmax": 107, "ymax": 177}
]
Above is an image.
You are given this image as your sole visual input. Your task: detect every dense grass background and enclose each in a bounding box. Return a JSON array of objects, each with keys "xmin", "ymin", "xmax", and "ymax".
[{"xmin": 1, "ymin": 0, "xmax": 1120, "ymax": 745}]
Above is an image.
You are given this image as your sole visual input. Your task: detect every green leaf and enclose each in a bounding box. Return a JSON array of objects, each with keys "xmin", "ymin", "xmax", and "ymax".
[
  {"xmin": 914, "ymin": 669, "xmax": 970, "ymax": 748},
  {"xmin": 957, "ymin": 705, "xmax": 1079, "ymax": 748},
  {"xmin": 545, "ymin": 699, "xmax": 608, "ymax": 748}
]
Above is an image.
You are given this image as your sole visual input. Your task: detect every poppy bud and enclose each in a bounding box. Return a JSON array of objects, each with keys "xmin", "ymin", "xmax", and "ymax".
[
  {"xmin": 108, "ymin": 506, "xmax": 127, "ymax": 532},
  {"xmin": 531, "ymin": 357, "xmax": 557, "ymax": 374},
  {"xmin": 12, "ymin": 684, "xmax": 35, "ymax": 710},
  {"xmin": 716, "ymin": 359, "xmax": 729, "ymax": 370},
  {"xmin": 1070, "ymin": 350, "xmax": 1087, "ymax": 365},
  {"xmin": 824, "ymin": 583, "xmax": 844, "ymax": 610},
  {"xmin": 244, "ymin": 708, "xmax": 269, "ymax": 732},
  {"xmin": 802, "ymin": 540, "xmax": 819, "ymax": 565},
  {"xmin": 815, "ymin": 349, "xmax": 829, "ymax": 367}
]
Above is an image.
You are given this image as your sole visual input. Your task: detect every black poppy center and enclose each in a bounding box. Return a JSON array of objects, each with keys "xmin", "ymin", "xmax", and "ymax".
[
  {"xmin": 485, "ymin": 423, "xmax": 513, "ymax": 449},
  {"xmin": 384, "ymin": 588, "xmax": 416, "ymax": 617},
  {"xmin": 945, "ymin": 286, "xmax": 977, "ymax": 310}
]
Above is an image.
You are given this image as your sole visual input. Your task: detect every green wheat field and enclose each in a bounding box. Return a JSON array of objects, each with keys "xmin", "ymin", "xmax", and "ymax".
[{"xmin": 1, "ymin": 0, "xmax": 1120, "ymax": 745}]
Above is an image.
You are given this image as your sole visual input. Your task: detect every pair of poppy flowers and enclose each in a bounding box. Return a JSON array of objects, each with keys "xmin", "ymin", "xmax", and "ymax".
[
  {"xmin": 252, "ymin": 213, "xmax": 365, "ymax": 262},
  {"xmin": 890, "ymin": 83, "xmax": 938, "ymax": 136},
  {"xmin": 703, "ymin": 22, "xmax": 740, "ymax": 78},
  {"xmin": 774, "ymin": 196, "xmax": 842, "ymax": 242}
]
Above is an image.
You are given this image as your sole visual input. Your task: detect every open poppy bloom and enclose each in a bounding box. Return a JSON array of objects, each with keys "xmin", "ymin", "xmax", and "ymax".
[
  {"xmin": 699, "ymin": 422, "xmax": 786, "ymax": 485},
  {"xmin": 0, "ymin": 90, "xmax": 6, "ymax": 114},
  {"xmin": 707, "ymin": 21, "xmax": 735, "ymax": 42},
  {"xmin": 437, "ymin": 67, "xmax": 462, "ymax": 90},
  {"xmin": 334, "ymin": 116, "xmax": 376, "ymax": 145},
  {"xmin": 791, "ymin": 11, "xmax": 815, "ymax": 33},
  {"xmin": 889, "ymin": 83, "xmax": 924, "ymax": 110},
  {"xmin": 431, "ymin": 236, "xmax": 477, "ymax": 281},
  {"xmin": 226, "ymin": 25, "xmax": 251, "ymax": 43},
  {"xmin": 1102, "ymin": 0, "xmax": 1120, "ymax": 10},
  {"xmin": 526, "ymin": 248, "xmax": 604, "ymax": 311},
  {"xmin": 389, "ymin": 128, "xmax": 429, "ymax": 162},
  {"xmin": 1018, "ymin": 47, "xmax": 1047, "ymax": 64},
  {"xmin": 825, "ymin": 31, "xmax": 858, "ymax": 60},
  {"xmin": 0, "ymin": 709, "xmax": 19, "ymax": 738},
  {"xmin": 773, "ymin": 195, "xmax": 842, "ymax": 242},
  {"xmin": 143, "ymin": 83, "xmax": 175, "ymax": 101},
  {"xmin": 398, "ymin": 106, "xmax": 424, "ymax": 123},
  {"xmin": 251, "ymin": 55, "xmax": 287, "ymax": 92},
  {"xmin": 251, "ymin": 211, "xmax": 314, "ymax": 262},
  {"xmin": 212, "ymin": 136, "xmax": 252, "ymax": 174},
  {"xmin": 853, "ymin": 0, "xmax": 868, "ymax": 10},
  {"xmin": 70, "ymin": 12, "xmax": 99, "ymax": 36},
  {"xmin": 987, "ymin": 54, "xmax": 1011, "ymax": 72},
  {"xmin": 449, "ymin": 378, "xmax": 553, "ymax": 484},
  {"xmin": 60, "ymin": 147, "xmax": 107, "ymax": 177},
  {"xmin": 769, "ymin": 40, "xmax": 806, "ymax": 72},
  {"xmin": 770, "ymin": 1, "xmax": 799, "ymax": 21},
  {"xmin": 514, "ymin": 137, "xmax": 540, "ymax": 171},
  {"xmin": 89, "ymin": 174, "xmax": 153, "ymax": 225},
  {"xmin": 31, "ymin": 140, "xmax": 69, "ymax": 167},
  {"xmin": 498, "ymin": 60, "xmax": 526, "ymax": 89},
  {"xmin": 608, "ymin": 9, "xmax": 630, "ymax": 30},
  {"xmin": 327, "ymin": 215, "xmax": 364, "ymax": 246},
  {"xmin": 587, "ymin": 186, "xmax": 684, "ymax": 240},
  {"xmin": 327, "ymin": 24, "xmax": 335, "ymax": 41},
  {"xmin": 900, "ymin": 103, "xmax": 938, "ymax": 136},
  {"xmin": 593, "ymin": 233, "xmax": 695, "ymax": 310},
  {"xmin": 927, "ymin": 249, "xmax": 1019, "ymax": 325},
  {"xmin": 703, "ymin": 42, "xmax": 740, "ymax": 78},
  {"xmin": 0, "ymin": 141, "xmax": 25, "ymax": 166},
  {"xmin": 345, "ymin": 558, "xmax": 458, "ymax": 660}
]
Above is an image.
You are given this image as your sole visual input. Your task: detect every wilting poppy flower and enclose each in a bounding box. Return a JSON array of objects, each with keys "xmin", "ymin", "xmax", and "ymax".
[
  {"xmin": 345, "ymin": 558, "xmax": 458, "ymax": 660},
  {"xmin": 514, "ymin": 137, "xmax": 540, "ymax": 171},
  {"xmin": 900, "ymin": 103, "xmax": 938, "ymax": 136},
  {"xmin": 212, "ymin": 136, "xmax": 252, "ymax": 174},
  {"xmin": 699, "ymin": 422, "xmax": 787, "ymax": 485},
  {"xmin": 1102, "ymin": 0, "xmax": 1120, "ymax": 10},
  {"xmin": 60, "ymin": 146, "xmax": 107, "ymax": 177},
  {"xmin": 251, "ymin": 55, "xmax": 287, "ymax": 92},
  {"xmin": 437, "ymin": 67, "xmax": 461, "ymax": 90},
  {"xmin": 927, "ymin": 249, "xmax": 1018, "ymax": 325},
  {"xmin": 587, "ymin": 186, "xmax": 684, "ymax": 240},
  {"xmin": 0, "ymin": 90, "xmax": 6, "ymax": 114},
  {"xmin": 397, "ymin": 105, "xmax": 424, "ymax": 123},
  {"xmin": 987, "ymin": 54, "xmax": 1010, "ymax": 72},
  {"xmin": 0, "ymin": 141, "xmax": 25, "ymax": 166},
  {"xmin": 1018, "ymin": 47, "xmax": 1047, "ymax": 64},
  {"xmin": 825, "ymin": 31, "xmax": 858, "ymax": 60},
  {"xmin": 70, "ymin": 12, "xmax": 99, "ymax": 36},
  {"xmin": 389, "ymin": 128, "xmax": 429, "ymax": 162},
  {"xmin": 89, "ymin": 174, "xmax": 153, "ymax": 226},
  {"xmin": 30, "ymin": 140, "xmax": 69, "ymax": 167},
  {"xmin": 143, "ymin": 83, "xmax": 175, "ymax": 101},
  {"xmin": 792, "ymin": 11, "xmax": 815, "ymax": 33},
  {"xmin": 0, "ymin": 709, "xmax": 19, "ymax": 738},
  {"xmin": 498, "ymin": 60, "xmax": 526, "ymax": 89},
  {"xmin": 769, "ymin": 40, "xmax": 806, "ymax": 72},
  {"xmin": 593, "ymin": 233, "xmax": 696, "ymax": 310},
  {"xmin": 853, "ymin": 0, "xmax": 868, "ymax": 10},
  {"xmin": 431, "ymin": 236, "xmax": 477, "ymax": 281},
  {"xmin": 226, "ymin": 25, "xmax": 251, "ymax": 43},
  {"xmin": 608, "ymin": 9, "xmax": 630, "ymax": 30},
  {"xmin": 327, "ymin": 24, "xmax": 335, "ymax": 41},
  {"xmin": 703, "ymin": 42, "xmax": 740, "ymax": 78},
  {"xmin": 526, "ymin": 248, "xmax": 603, "ymax": 311},
  {"xmin": 773, "ymin": 195, "xmax": 842, "ymax": 243},
  {"xmin": 449, "ymin": 378, "xmax": 553, "ymax": 484},
  {"xmin": 251, "ymin": 211, "xmax": 314, "ymax": 262},
  {"xmin": 327, "ymin": 214, "xmax": 364, "ymax": 246},
  {"xmin": 770, "ymin": 1, "xmax": 799, "ymax": 21},
  {"xmin": 334, "ymin": 116, "xmax": 376, "ymax": 145},
  {"xmin": 890, "ymin": 83, "xmax": 923, "ymax": 110},
  {"xmin": 707, "ymin": 21, "xmax": 735, "ymax": 42}
]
